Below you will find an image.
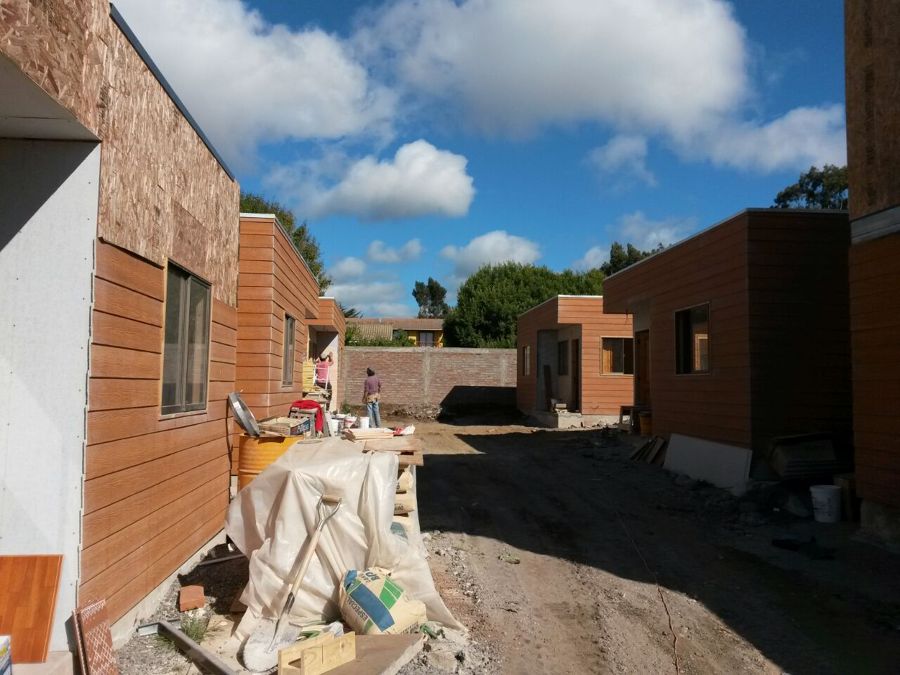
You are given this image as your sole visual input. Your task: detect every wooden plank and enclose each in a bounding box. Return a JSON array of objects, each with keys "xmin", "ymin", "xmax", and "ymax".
[
  {"xmin": 95, "ymin": 240, "xmax": 164, "ymax": 301},
  {"xmin": 91, "ymin": 311, "xmax": 162, "ymax": 353},
  {"xmin": 90, "ymin": 344, "xmax": 160, "ymax": 380},
  {"xmin": 327, "ymin": 634, "xmax": 425, "ymax": 675},
  {"xmin": 279, "ymin": 633, "xmax": 357, "ymax": 675},
  {"xmin": 89, "ymin": 377, "xmax": 159, "ymax": 411},
  {"xmin": 0, "ymin": 555, "xmax": 63, "ymax": 663},
  {"xmin": 93, "ymin": 277, "xmax": 163, "ymax": 327}
]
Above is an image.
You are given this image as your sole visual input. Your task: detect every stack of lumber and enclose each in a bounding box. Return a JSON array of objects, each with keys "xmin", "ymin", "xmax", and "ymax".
[
  {"xmin": 343, "ymin": 428, "xmax": 394, "ymax": 441},
  {"xmin": 361, "ymin": 436, "xmax": 424, "ymax": 468},
  {"xmin": 630, "ymin": 436, "xmax": 667, "ymax": 465}
]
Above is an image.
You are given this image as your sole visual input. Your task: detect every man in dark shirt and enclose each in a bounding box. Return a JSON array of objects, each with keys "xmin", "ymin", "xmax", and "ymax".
[{"xmin": 362, "ymin": 367, "xmax": 382, "ymax": 428}]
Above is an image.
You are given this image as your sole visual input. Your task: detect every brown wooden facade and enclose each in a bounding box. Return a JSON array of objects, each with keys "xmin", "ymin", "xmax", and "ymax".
[
  {"xmin": 845, "ymin": 0, "xmax": 900, "ymax": 512},
  {"xmin": 517, "ymin": 296, "xmax": 633, "ymax": 416},
  {"xmin": 234, "ymin": 215, "xmax": 345, "ymax": 470},
  {"xmin": 603, "ymin": 209, "xmax": 851, "ymax": 463}
]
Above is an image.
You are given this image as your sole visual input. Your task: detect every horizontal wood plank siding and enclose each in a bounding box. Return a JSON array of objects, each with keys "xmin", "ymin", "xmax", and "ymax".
[
  {"xmin": 80, "ymin": 241, "xmax": 235, "ymax": 621},
  {"xmin": 517, "ymin": 297, "xmax": 633, "ymax": 415},
  {"xmin": 747, "ymin": 211, "xmax": 852, "ymax": 457},
  {"xmin": 603, "ymin": 212, "xmax": 752, "ymax": 448},
  {"xmin": 234, "ymin": 216, "xmax": 323, "ymax": 471},
  {"xmin": 851, "ymin": 232, "xmax": 900, "ymax": 507}
]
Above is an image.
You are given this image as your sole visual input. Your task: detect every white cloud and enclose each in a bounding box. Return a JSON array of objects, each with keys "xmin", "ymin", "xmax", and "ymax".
[
  {"xmin": 329, "ymin": 256, "xmax": 367, "ymax": 282},
  {"xmin": 572, "ymin": 246, "xmax": 610, "ymax": 271},
  {"xmin": 441, "ymin": 230, "xmax": 541, "ymax": 280},
  {"xmin": 271, "ymin": 140, "xmax": 475, "ymax": 220},
  {"xmin": 367, "ymin": 239, "xmax": 423, "ymax": 263},
  {"xmin": 615, "ymin": 211, "xmax": 698, "ymax": 251},
  {"xmin": 588, "ymin": 135, "xmax": 656, "ymax": 188},
  {"xmin": 113, "ymin": 0, "xmax": 395, "ymax": 167},
  {"xmin": 328, "ymin": 281, "xmax": 414, "ymax": 317},
  {"xmin": 360, "ymin": 0, "xmax": 845, "ymax": 173},
  {"xmin": 696, "ymin": 104, "xmax": 847, "ymax": 172}
]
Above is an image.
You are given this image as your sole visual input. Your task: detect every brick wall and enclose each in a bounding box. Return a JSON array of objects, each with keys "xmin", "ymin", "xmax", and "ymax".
[{"xmin": 340, "ymin": 347, "xmax": 517, "ymax": 411}]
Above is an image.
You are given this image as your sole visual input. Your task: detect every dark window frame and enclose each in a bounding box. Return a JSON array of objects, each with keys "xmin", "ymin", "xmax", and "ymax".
[
  {"xmin": 675, "ymin": 303, "xmax": 710, "ymax": 375},
  {"xmin": 601, "ymin": 337, "xmax": 635, "ymax": 375},
  {"xmin": 161, "ymin": 262, "xmax": 211, "ymax": 415},
  {"xmin": 558, "ymin": 340, "xmax": 569, "ymax": 376},
  {"xmin": 283, "ymin": 314, "xmax": 296, "ymax": 385},
  {"xmin": 521, "ymin": 344, "xmax": 531, "ymax": 376}
]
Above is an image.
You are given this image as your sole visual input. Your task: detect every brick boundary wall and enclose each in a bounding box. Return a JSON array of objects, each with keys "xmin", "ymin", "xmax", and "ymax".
[{"xmin": 340, "ymin": 347, "xmax": 517, "ymax": 412}]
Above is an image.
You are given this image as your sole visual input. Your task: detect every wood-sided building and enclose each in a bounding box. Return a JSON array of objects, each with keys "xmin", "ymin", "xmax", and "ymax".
[
  {"xmin": 234, "ymin": 214, "xmax": 345, "ymax": 470},
  {"xmin": 602, "ymin": 209, "xmax": 851, "ymax": 474},
  {"xmin": 1, "ymin": 0, "xmax": 238, "ymax": 655},
  {"xmin": 845, "ymin": 0, "xmax": 900, "ymax": 541},
  {"xmin": 517, "ymin": 296, "xmax": 633, "ymax": 427}
]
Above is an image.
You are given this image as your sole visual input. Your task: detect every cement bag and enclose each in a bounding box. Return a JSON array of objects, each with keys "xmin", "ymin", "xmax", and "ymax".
[
  {"xmin": 225, "ymin": 437, "xmax": 461, "ymax": 641},
  {"xmin": 397, "ymin": 467, "xmax": 415, "ymax": 493},
  {"xmin": 340, "ymin": 568, "xmax": 426, "ymax": 635}
]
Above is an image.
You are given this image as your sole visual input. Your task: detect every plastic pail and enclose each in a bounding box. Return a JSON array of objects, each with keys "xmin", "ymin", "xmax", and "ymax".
[
  {"xmin": 359, "ymin": 416, "xmax": 371, "ymax": 429},
  {"xmin": 329, "ymin": 418, "xmax": 340, "ymax": 435},
  {"xmin": 810, "ymin": 485, "xmax": 842, "ymax": 523}
]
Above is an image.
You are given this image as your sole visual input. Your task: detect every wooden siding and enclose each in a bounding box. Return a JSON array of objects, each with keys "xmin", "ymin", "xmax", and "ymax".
[
  {"xmin": 851, "ymin": 232, "xmax": 900, "ymax": 507},
  {"xmin": 234, "ymin": 216, "xmax": 322, "ymax": 470},
  {"xmin": 517, "ymin": 296, "xmax": 633, "ymax": 415},
  {"xmin": 602, "ymin": 213, "xmax": 753, "ymax": 448},
  {"xmin": 747, "ymin": 212, "xmax": 852, "ymax": 457},
  {"xmin": 81, "ymin": 241, "xmax": 234, "ymax": 622}
]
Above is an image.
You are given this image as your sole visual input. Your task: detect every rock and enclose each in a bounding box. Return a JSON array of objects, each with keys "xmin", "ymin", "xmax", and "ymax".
[{"xmin": 424, "ymin": 642, "xmax": 460, "ymax": 672}]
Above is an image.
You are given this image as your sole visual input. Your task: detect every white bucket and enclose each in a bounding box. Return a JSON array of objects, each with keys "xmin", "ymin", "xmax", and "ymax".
[
  {"xmin": 359, "ymin": 416, "xmax": 370, "ymax": 430},
  {"xmin": 329, "ymin": 418, "xmax": 340, "ymax": 435},
  {"xmin": 810, "ymin": 485, "xmax": 842, "ymax": 523}
]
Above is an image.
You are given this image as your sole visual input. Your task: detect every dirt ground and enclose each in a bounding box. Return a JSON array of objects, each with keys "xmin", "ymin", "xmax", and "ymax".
[
  {"xmin": 119, "ymin": 416, "xmax": 900, "ymax": 674},
  {"xmin": 402, "ymin": 417, "xmax": 900, "ymax": 675}
]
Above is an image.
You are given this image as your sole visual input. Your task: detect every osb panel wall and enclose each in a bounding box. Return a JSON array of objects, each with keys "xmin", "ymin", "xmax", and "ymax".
[
  {"xmin": 0, "ymin": 0, "xmax": 240, "ymax": 303},
  {"xmin": 845, "ymin": 0, "xmax": 900, "ymax": 220}
]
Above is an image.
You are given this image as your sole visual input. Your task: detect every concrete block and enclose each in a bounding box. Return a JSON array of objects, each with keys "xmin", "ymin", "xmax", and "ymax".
[{"xmin": 664, "ymin": 434, "xmax": 752, "ymax": 496}]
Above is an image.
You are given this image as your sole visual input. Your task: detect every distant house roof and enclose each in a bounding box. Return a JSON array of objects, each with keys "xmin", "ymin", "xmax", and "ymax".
[{"xmin": 348, "ymin": 317, "xmax": 444, "ymax": 331}]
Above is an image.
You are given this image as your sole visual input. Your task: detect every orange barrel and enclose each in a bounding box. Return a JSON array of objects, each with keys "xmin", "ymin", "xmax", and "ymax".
[{"xmin": 238, "ymin": 434, "xmax": 298, "ymax": 490}]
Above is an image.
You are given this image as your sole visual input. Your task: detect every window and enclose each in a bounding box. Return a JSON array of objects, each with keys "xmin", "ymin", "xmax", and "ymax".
[
  {"xmin": 675, "ymin": 304, "xmax": 710, "ymax": 374},
  {"xmin": 521, "ymin": 345, "xmax": 531, "ymax": 376},
  {"xmin": 162, "ymin": 264, "xmax": 211, "ymax": 414},
  {"xmin": 283, "ymin": 315, "xmax": 296, "ymax": 385},
  {"xmin": 602, "ymin": 337, "xmax": 634, "ymax": 374},
  {"xmin": 558, "ymin": 340, "xmax": 569, "ymax": 375},
  {"xmin": 419, "ymin": 331, "xmax": 435, "ymax": 347}
]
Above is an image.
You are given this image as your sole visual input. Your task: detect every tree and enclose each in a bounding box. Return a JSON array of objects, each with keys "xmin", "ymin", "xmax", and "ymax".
[
  {"xmin": 412, "ymin": 277, "xmax": 450, "ymax": 318},
  {"xmin": 240, "ymin": 192, "xmax": 331, "ymax": 290},
  {"xmin": 339, "ymin": 302, "xmax": 362, "ymax": 318},
  {"xmin": 443, "ymin": 263, "xmax": 605, "ymax": 348},
  {"xmin": 773, "ymin": 164, "xmax": 848, "ymax": 210},
  {"xmin": 600, "ymin": 241, "xmax": 663, "ymax": 276}
]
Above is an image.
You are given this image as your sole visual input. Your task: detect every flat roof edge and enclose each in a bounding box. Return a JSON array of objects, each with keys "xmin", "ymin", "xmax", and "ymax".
[
  {"xmin": 239, "ymin": 212, "xmax": 319, "ymax": 293},
  {"xmin": 604, "ymin": 207, "xmax": 849, "ymax": 283},
  {"xmin": 517, "ymin": 294, "xmax": 603, "ymax": 319},
  {"xmin": 110, "ymin": 3, "xmax": 235, "ymax": 181}
]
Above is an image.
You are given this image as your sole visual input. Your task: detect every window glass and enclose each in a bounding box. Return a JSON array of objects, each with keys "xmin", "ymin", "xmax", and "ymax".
[
  {"xmin": 419, "ymin": 331, "xmax": 435, "ymax": 347},
  {"xmin": 161, "ymin": 264, "xmax": 211, "ymax": 414},
  {"xmin": 676, "ymin": 304, "xmax": 710, "ymax": 374},
  {"xmin": 283, "ymin": 315, "xmax": 296, "ymax": 385},
  {"xmin": 522, "ymin": 345, "xmax": 531, "ymax": 376},
  {"xmin": 602, "ymin": 338, "xmax": 634, "ymax": 374}
]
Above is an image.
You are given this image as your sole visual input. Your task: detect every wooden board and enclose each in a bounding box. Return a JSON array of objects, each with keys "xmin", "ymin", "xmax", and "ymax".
[
  {"xmin": 328, "ymin": 634, "xmax": 425, "ymax": 675},
  {"xmin": 362, "ymin": 438, "xmax": 424, "ymax": 454},
  {"xmin": 0, "ymin": 555, "xmax": 63, "ymax": 663},
  {"xmin": 73, "ymin": 600, "xmax": 118, "ymax": 675},
  {"xmin": 344, "ymin": 428, "xmax": 395, "ymax": 441},
  {"xmin": 279, "ymin": 632, "xmax": 356, "ymax": 675}
]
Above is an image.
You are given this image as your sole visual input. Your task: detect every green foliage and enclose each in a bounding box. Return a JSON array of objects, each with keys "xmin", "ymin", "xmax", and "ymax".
[
  {"xmin": 773, "ymin": 164, "xmax": 848, "ymax": 210},
  {"xmin": 412, "ymin": 277, "xmax": 450, "ymax": 318},
  {"xmin": 240, "ymin": 192, "xmax": 332, "ymax": 290},
  {"xmin": 443, "ymin": 263, "xmax": 605, "ymax": 348},
  {"xmin": 600, "ymin": 241, "xmax": 663, "ymax": 276}
]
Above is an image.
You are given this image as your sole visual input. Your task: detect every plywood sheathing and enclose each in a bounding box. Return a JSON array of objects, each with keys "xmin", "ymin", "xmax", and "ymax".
[
  {"xmin": 845, "ymin": 0, "xmax": 900, "ymax": 220},
  {"xmin": 0, "ymin": 0, "xmax": 239, "ymax": 304}
]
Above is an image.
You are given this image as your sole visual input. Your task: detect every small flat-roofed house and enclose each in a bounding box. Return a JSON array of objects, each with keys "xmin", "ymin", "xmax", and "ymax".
[
  {"xmin": 348, "ymin": 317, "xmax": 444, "ymax": 347},
  {"xmin": 517, "ymin": 295, "xmax": 633, "ymax": 427},
  {"xmin": 602, "ymin": 209, "xmax": 851, "ymax": 482}
]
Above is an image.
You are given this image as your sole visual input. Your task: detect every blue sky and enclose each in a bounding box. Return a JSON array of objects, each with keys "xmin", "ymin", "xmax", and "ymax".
[{"xmin": 115, "ymin": 0, "xmax": 846, "ymax": 316}]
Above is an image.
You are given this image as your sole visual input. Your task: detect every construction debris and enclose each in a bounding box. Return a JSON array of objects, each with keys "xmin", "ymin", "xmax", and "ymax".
[
  {"xmin": 629, "ymin": 435, "xmax": 667, "ymax": 464},
  {"xmin": 178, "ymin": 585, "xmax": 205, "ymax": 612}
]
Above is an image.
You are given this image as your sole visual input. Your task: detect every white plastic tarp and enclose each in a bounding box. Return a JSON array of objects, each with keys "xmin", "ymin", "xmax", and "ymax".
[{"xmin": 225, "ymin": 438, "xmax": 460, "ymax": 636}]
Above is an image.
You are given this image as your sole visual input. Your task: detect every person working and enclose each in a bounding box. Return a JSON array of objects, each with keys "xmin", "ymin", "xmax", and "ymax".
[
  {"xmin": 362, "ymin": 367, "xmax": 382, "ymax": 428},
  {"xmin": 314, "ymin": 352, "xmax": 333, "ymax": 389}
]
